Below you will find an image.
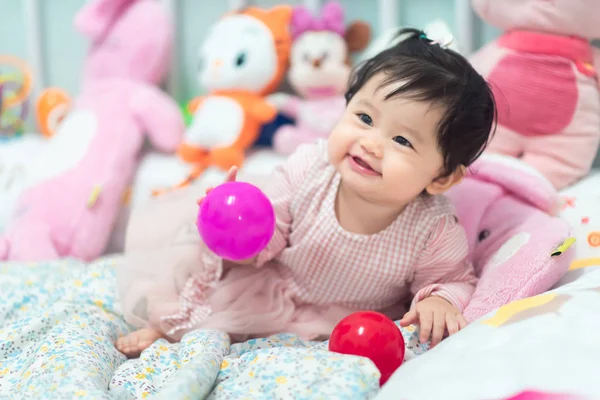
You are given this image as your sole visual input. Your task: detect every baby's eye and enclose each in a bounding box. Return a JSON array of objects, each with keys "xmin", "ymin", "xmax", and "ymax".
[
  {"xmin": 357, "ymin": 113, "xmax": 372, "ymax": 126},
  {"xmin": 393, "ymin": 136, "xmax": 413, "ymax": 148}
]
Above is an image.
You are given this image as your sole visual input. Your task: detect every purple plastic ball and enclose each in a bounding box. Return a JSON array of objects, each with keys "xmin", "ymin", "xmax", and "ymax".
[{"xmin": 197, "ymin": 181, "xmax": 275, "ymax": 261}]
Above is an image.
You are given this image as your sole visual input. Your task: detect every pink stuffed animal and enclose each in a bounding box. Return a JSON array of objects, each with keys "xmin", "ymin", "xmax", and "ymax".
[
  {"xmin": 0, "ymin": 0, "xmax": 184, "ymax": 262},
  {"xmin": 269, "ymin": 1, "xmax": 370, "ymax": 155},
  {"xmin": 470, "ymin": 0, "xmax": 600, "ymax": 190},
  {"xmin": 446, "ymin": 154, "xmax": 575, "ymax": 322}
]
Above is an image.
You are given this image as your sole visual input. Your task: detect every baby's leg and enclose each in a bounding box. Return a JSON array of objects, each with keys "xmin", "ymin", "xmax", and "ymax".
[{"xmin": 116, "ymin": 328, "xmax": 167, "ymax": 358}]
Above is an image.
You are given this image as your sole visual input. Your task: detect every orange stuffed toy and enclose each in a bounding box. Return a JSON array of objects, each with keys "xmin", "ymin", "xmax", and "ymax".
[{"xmin": 155, "ymin": 6, "xmax": 292, "ymax": 194}]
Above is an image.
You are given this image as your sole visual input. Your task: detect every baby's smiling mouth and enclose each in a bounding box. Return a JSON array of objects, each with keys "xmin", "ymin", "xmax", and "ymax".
[{"xmin": 347, "ymin": 154, "xmax": 382, "ymax": 176}]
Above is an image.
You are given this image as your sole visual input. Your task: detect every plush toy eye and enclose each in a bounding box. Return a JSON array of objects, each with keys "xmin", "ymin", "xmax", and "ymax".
[
  {"xmin": 235, "ymin": 51, "xmax": 247, "ymax": 67},
  {"xmin": 478, "ymin": 230, "xmax": 490, "ymax": 242}
]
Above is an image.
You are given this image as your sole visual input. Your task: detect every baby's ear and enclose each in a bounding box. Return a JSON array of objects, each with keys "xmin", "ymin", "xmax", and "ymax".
[{"xmin": 426, "ymin": 166, "xmax": 465, "ymax": 195}]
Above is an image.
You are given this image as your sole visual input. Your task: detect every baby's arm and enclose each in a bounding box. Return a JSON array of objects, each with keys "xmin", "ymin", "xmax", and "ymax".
[
  {"xmin": 254, "ymin": 142, "xmax": 321, "ymax": 266},
  {"xmin": 401, "ymin": 215, "xmax": 477, "ymax": 346},
  {"xmin": 199, "ymin": 143, "xmax": 322, "ymax": 266},
  {"xmin": 409, "ymin": 215, "xmax": 477, "ymax": 312}
]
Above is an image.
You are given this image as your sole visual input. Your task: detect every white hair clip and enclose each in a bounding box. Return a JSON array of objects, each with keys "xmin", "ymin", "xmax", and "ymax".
[
  {"xmin": 428, "ymin": 35, "xmax": 455, "ymax": 49},
  {"xmin": 422, "ymin": 19, "xmax": 459, "ymax": 51}
]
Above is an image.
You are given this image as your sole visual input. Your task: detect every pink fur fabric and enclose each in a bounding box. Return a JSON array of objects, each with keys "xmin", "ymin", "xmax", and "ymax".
[
  {"xmin": 446, "ymin": 154, "xmax": 574, "ymax": 322},
  {"xmin": 470, "ymin": 0, "xmax": 600, "ymax": 189},
  {"xmin": 0, "ymin": 0, "xmax": 184, "ymax": 262}
]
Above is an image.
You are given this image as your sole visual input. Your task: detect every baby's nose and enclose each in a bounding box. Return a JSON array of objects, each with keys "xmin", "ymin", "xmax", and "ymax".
[{"xmin": 360, "ymin": 138, "xmax": 383, "ymax": 158}]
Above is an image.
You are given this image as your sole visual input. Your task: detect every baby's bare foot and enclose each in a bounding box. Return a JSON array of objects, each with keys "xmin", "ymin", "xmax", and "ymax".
[{"xmin": 116, "ymin": 328, "xmax": 165, "ymax": 358}]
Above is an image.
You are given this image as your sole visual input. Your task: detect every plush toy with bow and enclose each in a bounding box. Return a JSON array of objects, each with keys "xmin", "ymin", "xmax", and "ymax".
[
  {"xmin": 268, "ymin": 1, "xmax": 370, "ymax": 155},
  {"xmin": 470, "ymin": 0, "xmax": 600, "ymax": 189},
  {"xmin": 0, "ymin": 0, "xmax": 184, "ymax": 262}
]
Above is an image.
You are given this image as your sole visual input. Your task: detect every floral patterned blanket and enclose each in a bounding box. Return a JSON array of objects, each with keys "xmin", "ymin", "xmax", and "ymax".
[{"xmin": 0, "ymin": 256, "xmax": 425, "ymax": 399}]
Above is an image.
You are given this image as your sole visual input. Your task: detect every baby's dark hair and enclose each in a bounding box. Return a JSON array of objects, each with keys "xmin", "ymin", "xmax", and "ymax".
[{"xmin": 346, "ymin": 28, "xmax": 496, "ymax": 177}]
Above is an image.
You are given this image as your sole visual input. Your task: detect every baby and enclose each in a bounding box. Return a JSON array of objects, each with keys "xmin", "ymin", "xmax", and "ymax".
[{"xmin": 116, "ymin": 28, "xmax": 496, "ymax": 357}]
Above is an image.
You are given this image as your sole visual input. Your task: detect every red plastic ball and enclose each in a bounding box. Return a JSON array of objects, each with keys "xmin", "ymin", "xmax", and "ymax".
[{"xmin": 329, "ymin": 311, "xmax": 405, "ymax": 386}]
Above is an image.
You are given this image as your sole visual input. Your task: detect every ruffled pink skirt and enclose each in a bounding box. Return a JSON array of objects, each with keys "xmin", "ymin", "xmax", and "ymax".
[{"xmin": 153, "ymin": 263, "xmax": 362, "ymax": 342}]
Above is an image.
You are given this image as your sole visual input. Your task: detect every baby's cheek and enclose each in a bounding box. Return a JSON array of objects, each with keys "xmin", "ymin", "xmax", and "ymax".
[
  {"xmin": 328, "ymin": 123, "xmax": 353, "ymax": 153},
  {"xmin": 397, "ymin": 157, "xmax": 438, "ymax": 194},
  {"xmin": 422, "ymin": 151, "xmax": 447, "ymax": 180},
  {"xmin": 326, "ymin": 137, "xmax": 347, "ymax": 169},
  {"xmin": 387, "ymin": 155, "xmax": 416, "ymax": 176},
  {"xmin": 384, "ymin": 159, "xmax": 419, "ymax": 191}
]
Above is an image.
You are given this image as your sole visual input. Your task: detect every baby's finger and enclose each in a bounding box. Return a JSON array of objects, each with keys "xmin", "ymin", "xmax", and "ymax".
[
  {"xmin": 399, "ymin": 309, "xmax": 418, "ymax": 327},
  {"xmin": 419, "ymin": 310, "xmax": 433, "ymax": 344},
  {"xmin": 446, "ymin": 314, "xmax": 459, "ymax": 336},
  {"xmin": 225, "ymin": 166, "xmax": 238, "ymax": 182},
  {"xmin": 197, "ymin": 186, "xmax": 214, "ymax": 206},
  {"xmin": 430, "ymin": 313, "xmax": 446, "ymax": 347},
  {"xmin": 457, "ymin": 314, "xmax": 468, "ymax": 330}
]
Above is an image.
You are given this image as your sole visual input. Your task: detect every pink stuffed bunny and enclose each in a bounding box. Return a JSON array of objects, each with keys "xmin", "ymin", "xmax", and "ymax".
[
  {"xmin": 0, "ymin": 0, "xmax": 184, "ymax": 262},
  {"xmin": 470, "ymin": 0, "xmax": 600, "ymax": 189},
  {"xmin": 269, "ymin": 1, "xmax": 370, "ymax": 155},
  {"xmin": 446, "ymin": 154, "xmax": 574, "ymax": 322}
]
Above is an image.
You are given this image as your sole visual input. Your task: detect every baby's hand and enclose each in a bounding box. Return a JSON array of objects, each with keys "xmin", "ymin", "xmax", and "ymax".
[
  {"xmin": 196, "ymin": 166, "xmax": 238, "ymax": 206},
  {"xmin": 399, "ymin": 296, "xmax": 466, "ymax": 347},
  {"xmin": 196, "ymin": 166, "xmax": 257, "ymax": 265}
]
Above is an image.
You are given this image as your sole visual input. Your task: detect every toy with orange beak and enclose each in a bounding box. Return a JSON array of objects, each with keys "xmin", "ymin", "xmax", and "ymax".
[
  {"xmin": 153, "ymin": 6, "xmax": 293, "ymax": 195},
  {"xmin": 35, "ymin": 88, "xmax": 72, "ymax": 138}
]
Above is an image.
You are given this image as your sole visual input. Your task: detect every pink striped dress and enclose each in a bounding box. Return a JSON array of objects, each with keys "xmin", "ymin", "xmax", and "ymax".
[{"xmin": 161, "ymin": 140, "xmax": 477, "ymax": 341}]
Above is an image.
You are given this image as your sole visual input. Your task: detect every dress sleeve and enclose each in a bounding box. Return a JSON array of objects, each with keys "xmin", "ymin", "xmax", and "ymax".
[
  {"xmin": 255, "ymin": 141, "xmax": 324, "ymax": 266},
  {"xmin": 410, "ymin": 214, "xmax": 477, "ymax": 312}
]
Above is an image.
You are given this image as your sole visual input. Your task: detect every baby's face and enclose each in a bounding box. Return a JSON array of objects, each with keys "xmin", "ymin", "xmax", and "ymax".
[{"xmin": 328, "ymin": 73, "xmax": 447, "ymax": 207}]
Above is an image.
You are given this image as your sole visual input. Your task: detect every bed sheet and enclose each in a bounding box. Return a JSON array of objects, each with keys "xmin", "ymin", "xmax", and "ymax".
[{"xmin": 0, "ymin": 256, "xmax": 427, "ymax": 399}]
